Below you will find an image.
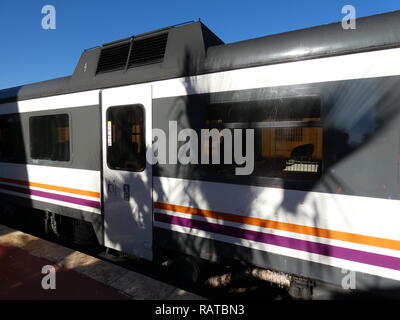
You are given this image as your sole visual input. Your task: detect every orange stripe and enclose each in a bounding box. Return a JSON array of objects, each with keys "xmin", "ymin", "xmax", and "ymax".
[
  {"xmin": 154, "ymin": 202, "xmax": 400, "ymax": 251},
  {"xmin": 0, "ymin": 177, "xmax": 100, "ymax": 198}
]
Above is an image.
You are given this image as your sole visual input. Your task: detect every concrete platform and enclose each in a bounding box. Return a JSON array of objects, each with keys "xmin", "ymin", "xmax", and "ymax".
[{"xmin": 0, "ymin": 225, "xmax": 204, "ymax": 300}]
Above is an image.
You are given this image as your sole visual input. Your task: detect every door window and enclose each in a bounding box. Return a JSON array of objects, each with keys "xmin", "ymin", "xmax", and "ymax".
[{"xmin": 106, "ymin": 105, "xmax": 145, "ymax": 171}]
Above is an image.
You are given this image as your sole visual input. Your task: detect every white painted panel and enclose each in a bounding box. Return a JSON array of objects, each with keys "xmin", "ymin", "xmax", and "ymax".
[
  {"xmin": 0, "ymin": 90, "xmax": 99, "ymax": 115},
  {"xmin": 0, "ymin": 163, "xmax": 101, "ymax": 192},
  {"xmin": 0, "ymin": 163, "xmax": 101, "ymax": 213},
  {"xmin": 153, "ymin": 47, "xmax": 400, "ymax": 99},
  {"xmin": 154, "ymin": 176, "xmax": 400, "ymax": 242}
]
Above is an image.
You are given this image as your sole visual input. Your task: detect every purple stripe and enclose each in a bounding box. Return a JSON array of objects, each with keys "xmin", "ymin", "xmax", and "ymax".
[
  {"xmin": 0, "ymin": 183, "xmax": 100, "ymax": 209},
  {"xmin": 155, "ymin": 212, "xmax": 400, "ymax": 271}
]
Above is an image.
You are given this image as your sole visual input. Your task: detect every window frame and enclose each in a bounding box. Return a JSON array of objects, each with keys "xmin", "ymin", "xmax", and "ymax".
[
  {"xmin": 29, "ymin": 112, "xmax": 72, "ymax": 163},
  {"xmin": 204, "ymin": 95, "xmax": 324, "ymax": 182}
]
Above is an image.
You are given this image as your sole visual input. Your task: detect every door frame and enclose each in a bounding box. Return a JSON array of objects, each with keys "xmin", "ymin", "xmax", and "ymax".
[{"xmin": 100, "ymin": 83, "xmax": 153, "ymax": 260}]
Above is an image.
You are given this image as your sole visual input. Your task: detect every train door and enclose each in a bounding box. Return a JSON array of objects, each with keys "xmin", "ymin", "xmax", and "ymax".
[{"xmin": 101, "ymin": 84, "xmax": 153, "ymax": 260}]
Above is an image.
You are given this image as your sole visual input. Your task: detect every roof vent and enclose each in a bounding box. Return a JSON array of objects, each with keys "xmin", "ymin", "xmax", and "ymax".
[
  {"xmin": 96, "ymin": 41, "xmax": 131, "ymax": 74},
  {"xmin": 128, "ymin": 33, "xmax": 168, "ymax": 68},
  {"xmin": 96, "ymin": 32, "xmax": 169, "ymax": 74}
]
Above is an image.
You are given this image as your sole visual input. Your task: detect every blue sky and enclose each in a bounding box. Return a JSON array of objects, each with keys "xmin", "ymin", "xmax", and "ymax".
[{"xmin": 0, "ymin": 0, "xmax": 399, "ymax": 89}]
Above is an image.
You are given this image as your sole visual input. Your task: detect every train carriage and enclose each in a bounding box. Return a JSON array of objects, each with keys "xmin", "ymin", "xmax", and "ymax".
[{"xmin": 1, "ymin": 11, "xmax": 400, "ymax": 296}]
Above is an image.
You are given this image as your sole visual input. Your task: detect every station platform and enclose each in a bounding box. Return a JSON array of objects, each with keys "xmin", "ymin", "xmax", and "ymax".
[{"xmin": 0, "ymin": 224, "xmax": 204, "ymax": 300}]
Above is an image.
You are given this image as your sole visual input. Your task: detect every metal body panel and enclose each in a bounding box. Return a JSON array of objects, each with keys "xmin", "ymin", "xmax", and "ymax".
[
  {"xmin": 0, "ymin": 90, "xmax": 102, "ymax": 216},
  {"xmin": 153, "ymin": 176, "xmax": 400, "ymax": 282},
  {"xmin": 0, "ymin": 163, "xmax": 101, "ymax": 214}
]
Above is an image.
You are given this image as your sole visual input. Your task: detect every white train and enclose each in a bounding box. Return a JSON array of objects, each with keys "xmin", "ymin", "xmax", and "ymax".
[{"xmin": 1, "ymin": 11, "xmax": 400, "ymax": 296}]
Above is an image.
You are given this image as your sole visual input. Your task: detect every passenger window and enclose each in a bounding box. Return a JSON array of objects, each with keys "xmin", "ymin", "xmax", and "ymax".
[
  {"xmin": 205, "ymin": 96, "xmax": 323, "ymax": 180},
  {"xmin": 107, "ymin": 105, "xmax": 145, "ymax": 172},
  {"xmin": 30, "ymin": 114, "xmax": 70, "ymax": 161},
  {"xmin": 0, "ymin": 114, "xmax": 25, "ymax": 163}
]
